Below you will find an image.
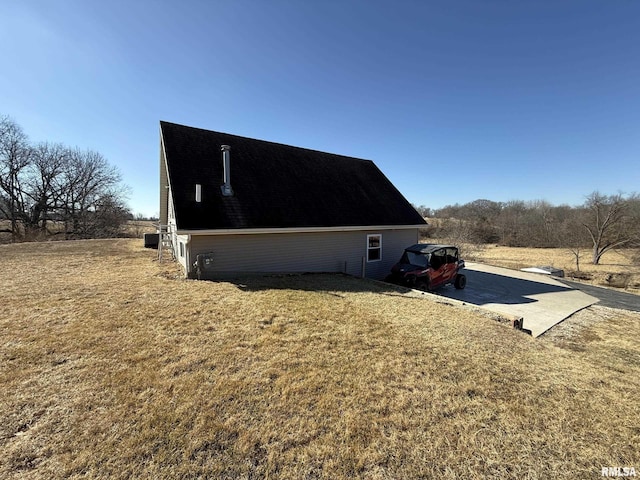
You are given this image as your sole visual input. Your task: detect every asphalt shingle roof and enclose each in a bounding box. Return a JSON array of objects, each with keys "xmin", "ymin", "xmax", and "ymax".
[{"xmin": 160, "ymin": 121, "xmax": 426, "ymax": 230}]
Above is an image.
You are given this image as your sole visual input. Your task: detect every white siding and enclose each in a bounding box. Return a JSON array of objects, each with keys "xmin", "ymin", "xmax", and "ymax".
[
  {"xmin": 176, "ymin": 234, "xmax": 190, "ymax": 272},
  {"xmin": 188, "ymin": 229, "xmax": 418, "ymax": 280},
  {"xmin": 159, "ymin": 140, "xmax": 169, "ymax": 225}
]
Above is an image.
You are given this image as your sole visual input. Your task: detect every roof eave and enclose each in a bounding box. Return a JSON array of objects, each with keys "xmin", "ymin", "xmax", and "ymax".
[{"xmin": 177, "ymin": 224, "xmax": 427, "ymax": 236}]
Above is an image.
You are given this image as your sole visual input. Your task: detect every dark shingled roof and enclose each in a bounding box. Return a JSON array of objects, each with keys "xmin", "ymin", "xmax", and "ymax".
[{"xmin": 160, "ymin": 121, "xmax": 427, "ymax": 231}]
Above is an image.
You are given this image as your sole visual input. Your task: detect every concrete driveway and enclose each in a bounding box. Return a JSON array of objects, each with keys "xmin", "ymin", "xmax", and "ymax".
[{"xmin": 438, "ymin": 263, "xmax": 599, "ymax": 337}]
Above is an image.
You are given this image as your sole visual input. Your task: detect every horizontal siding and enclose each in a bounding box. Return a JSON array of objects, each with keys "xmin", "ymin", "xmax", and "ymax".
[{"xmin": 188, "ymin": 229, "xmax": 418, "ymax": 280}]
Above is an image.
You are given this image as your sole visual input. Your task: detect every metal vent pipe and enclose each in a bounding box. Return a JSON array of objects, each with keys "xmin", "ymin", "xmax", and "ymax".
[{"xmin": 221, "ymin": 145, "xmax": 233, "ymax": 196}]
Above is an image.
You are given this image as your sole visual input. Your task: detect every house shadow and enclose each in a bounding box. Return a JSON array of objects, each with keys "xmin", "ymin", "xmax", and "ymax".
[
  {"xmin": 203, "ymin": 272, "xmax": 413, "ymax": 295},
  {"xmin": 202, "ymin": 269, "xmax": 582, "ymax": 310},
  {"xmin": 438, "ymin": 270, "xmax": 575, "ymax": 306}
]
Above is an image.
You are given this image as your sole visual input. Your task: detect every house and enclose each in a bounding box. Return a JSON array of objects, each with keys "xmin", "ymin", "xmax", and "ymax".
[{"xmin": 159, "ymin": 121, "xmax": 427, "ymax": 279}]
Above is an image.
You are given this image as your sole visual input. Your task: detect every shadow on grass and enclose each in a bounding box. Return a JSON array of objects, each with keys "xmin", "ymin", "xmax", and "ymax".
[
  {"xmin": 198, "ymin": 269, "xmax": 591, "ymax": 310},
  {"xmin": 202, "ymin": 272, "xmax": 413, "ymax": 295}
]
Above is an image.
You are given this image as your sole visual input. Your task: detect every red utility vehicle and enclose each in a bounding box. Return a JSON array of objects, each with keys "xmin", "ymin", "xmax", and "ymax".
[{"xmin": 386, "ymin": 244, "xmax": 466, "ymax": 291}]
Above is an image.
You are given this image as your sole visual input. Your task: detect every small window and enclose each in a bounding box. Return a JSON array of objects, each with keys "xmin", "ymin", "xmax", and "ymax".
[
  {"xmin": 179, "ymin": 242, "xmax": 185, "ymax": 257},
  {"xmin": 367, "ymin": 234, "xmax": 382, "ymax": 262}
]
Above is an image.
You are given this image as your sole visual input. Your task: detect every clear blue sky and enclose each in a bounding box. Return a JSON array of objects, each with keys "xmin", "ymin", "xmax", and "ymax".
[{"xmin": 1, "ymin": 1, "xmax": 639, "ymax": 217}]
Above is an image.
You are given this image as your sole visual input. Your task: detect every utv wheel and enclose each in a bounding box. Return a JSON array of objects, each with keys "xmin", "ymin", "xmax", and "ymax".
[
  {"xmin": 454, "ymin": 274, "xmax": 466, "ymax": 290},
  {"xmin": 415, "ymin": 279, "xmax": 430, "ymax": 292}
]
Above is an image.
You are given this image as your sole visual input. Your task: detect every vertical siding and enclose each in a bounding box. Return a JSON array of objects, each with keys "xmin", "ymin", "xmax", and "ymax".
[{"xmin": 188, "ymin": 229, "xmax": 418, "ymax": 280}]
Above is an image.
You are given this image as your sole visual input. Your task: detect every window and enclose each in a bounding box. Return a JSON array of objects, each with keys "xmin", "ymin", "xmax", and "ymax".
[
  {"xmin": 400, "ymin": 251, "xmax": 428, "ymax": 268},
  {"xmin": 367, "ymin": 234, "xmax": 382, "ymax": 262},
  {"xmin": 179, "ymin": 242, "xmax": 185, "ymax": 257}
]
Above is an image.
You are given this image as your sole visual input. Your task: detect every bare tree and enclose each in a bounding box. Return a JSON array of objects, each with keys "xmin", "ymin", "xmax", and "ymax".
[
  {"xmin": 58, "ymin": 148, "xmax": 128, "ymax": 238},
  {"xmin": 495, "ymin": 200, "xmax": 527, "ymax": 246},
  {"xmin": 435, "ymin": 217, "xmax": 486, "ymax": 260},
  {"xmin": 582, "ymin": 192, "xmax": 640, "ymax": 265},
  {"xmin": 1, "ymin": 115, "xmax": 130, "ymax": 241},
  {"xmin": 0, "ymin": 116, "xmax": 31, "ymax": 241},
  {"xmin": 413, "ymin": 204, "xmax": 432, "ymax": 218},
  {"xmin": 23, "ymin": 142, "xmax": 67, "ymax": 238},
  {"xmin": 556, "ymin": 215, "xmax": 590, "ymax": 272}
]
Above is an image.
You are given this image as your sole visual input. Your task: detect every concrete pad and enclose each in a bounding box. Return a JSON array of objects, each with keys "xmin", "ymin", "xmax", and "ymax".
[{"xmin": 439, "ymin": 263, "xmax": 599, "ymax": 337}]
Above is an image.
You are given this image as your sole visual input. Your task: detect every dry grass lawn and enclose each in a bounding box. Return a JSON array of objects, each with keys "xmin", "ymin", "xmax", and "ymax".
[
  {"xmin": 0, "ymin": 220, "xmax": 156, "ymax": 244},
  {"xmin": 477, "ymin": 245, "xmax": 640, "ymax": 293},
  {"xmin": 1, "ymin": 239, "xmax": 639, "ymax": 478}
]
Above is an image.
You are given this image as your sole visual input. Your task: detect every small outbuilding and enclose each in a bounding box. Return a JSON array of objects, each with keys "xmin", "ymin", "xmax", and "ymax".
[{"xmin": 159, "ymin": 121, "xmax": 426, "ymax": 279}]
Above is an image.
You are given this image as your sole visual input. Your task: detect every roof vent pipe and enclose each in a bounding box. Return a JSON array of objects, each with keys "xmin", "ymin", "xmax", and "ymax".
[
  {"xmin": 195, "ymin": 184, "xmax": 202, "ymax": 202},
  {"xmin": 220, "ymin": 145, "xmax": 233, "ymax": 196}
]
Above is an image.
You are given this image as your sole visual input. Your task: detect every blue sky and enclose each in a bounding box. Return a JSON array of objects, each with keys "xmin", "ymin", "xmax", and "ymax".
[{"xmin": 1, "ymin": 1, "xmax": 639, "ymax": 217}]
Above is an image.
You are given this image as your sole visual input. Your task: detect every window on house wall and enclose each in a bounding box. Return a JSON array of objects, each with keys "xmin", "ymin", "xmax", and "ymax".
[
  {"xmin": 179, "ymin": 242, "xmax": 184, "ymax": 257},
  {"xmin": 367, "ymin": 234, "xmax": 382, "ymax": 262}
]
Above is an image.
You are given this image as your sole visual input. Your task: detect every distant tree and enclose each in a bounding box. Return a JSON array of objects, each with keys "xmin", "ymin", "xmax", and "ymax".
[
  {"xmin": 465, "ymin": 199, "xmax": 502, "ymax": 243},
  {"xmin": 495, "ymin": 200, "xmax": 527, "ymax": 246},
  {"xmin": 434, "ymin": 203, "xmax": 462, "ymax": 219},
  {"xmin": 434, "ymin": 217, "xmax": 486, "ymax": 260},
  {"xmin": 0, "ymin": 116, "xmax": 31, "ymax": 241},
  {"xmin": 58, "ymin": 148, "xmax": 129, "ymax": 238},
  {"xmin": 0, "ymin": 115, "xmax": 130, "ymax": 241},
  {"xmin": 0, "ymin": 193, "xmax": 10, "ymax": 233},
  {"xmin": 582, "ymin": 192, "xmax": 640, "ymax": 265},
  {"xmin": 23, "ymin": 142, "xmax": 67, "ymax": 238},
  {"xmin": 433, "ymin": 199, "xmax": 501, "ymax": 244},
  {"xmin": 412, "ymin": 204, "xmax": 432, "ymax": 217},
  {"xmin": 557, "ymin": 215, "xmax": 591, "ymax": 272},
  {"xmin": 79, "ymin": 192, "xmax": 131, "ymax": 238},
  {"xmin": 423, "ymin": 193, "xmax": 640, "ymax": 258}
]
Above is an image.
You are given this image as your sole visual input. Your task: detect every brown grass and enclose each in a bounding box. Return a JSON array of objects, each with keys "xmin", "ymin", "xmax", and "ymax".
[
  {"xmin": 124, "ymin": 220, "xmax": 157, "ymax": 237},
  {"xmin": 0, "ymin": 220, "xmax": 156, "ymax": 243},
  {"xmin": 476, "ymin": 245, "xmax": 640, "ymax": 293},
  {"xmin": 1, "ymin": 239, "xmax": 639, "ymax": 478}
]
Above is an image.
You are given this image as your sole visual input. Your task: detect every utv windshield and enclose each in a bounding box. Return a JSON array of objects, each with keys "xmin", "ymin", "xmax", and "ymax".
[{"xmin": 400, "ymin": 251, "xmax": 429, "ymax": 268}]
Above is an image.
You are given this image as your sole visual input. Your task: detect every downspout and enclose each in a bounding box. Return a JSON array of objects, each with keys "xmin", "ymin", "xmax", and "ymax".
[{"xmin": 186, "ymin": 234, "xmax": 192, "ymax": 277}]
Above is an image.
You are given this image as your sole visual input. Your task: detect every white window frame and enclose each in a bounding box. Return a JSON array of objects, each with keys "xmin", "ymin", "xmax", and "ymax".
[{"xmin": 367, "ymin": 234, "xmax": 382, "ymax": 262}]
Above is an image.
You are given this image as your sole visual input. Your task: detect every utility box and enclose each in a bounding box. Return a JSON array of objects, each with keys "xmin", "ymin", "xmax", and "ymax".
[
  {"xmin": 144, "ymin": 233, "xmax": 159, "ymax": 249},
  {"xmin": 194, "ymin": 253, "xmax": 216, "ymax": 280}
]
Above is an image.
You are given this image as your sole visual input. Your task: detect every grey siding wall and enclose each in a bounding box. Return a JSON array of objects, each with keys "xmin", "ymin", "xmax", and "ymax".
[{"xmin": 188, "ymin": 229, "xmax": 418, "ymax": 280}]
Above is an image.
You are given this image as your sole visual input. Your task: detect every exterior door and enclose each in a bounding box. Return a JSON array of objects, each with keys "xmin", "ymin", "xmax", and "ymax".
[{"xmin": 429, "ymin": 248, "xmax": 447, "ymax": 287}]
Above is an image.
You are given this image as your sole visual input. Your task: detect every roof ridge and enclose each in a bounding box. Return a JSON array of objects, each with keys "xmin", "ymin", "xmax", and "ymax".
[{"xmin": 159, "ymin": 120, "xmax": 374, "ymax": 165}]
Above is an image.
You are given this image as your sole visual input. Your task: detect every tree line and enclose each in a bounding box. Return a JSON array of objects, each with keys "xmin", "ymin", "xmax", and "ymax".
[
  {"xmin": 0, "ymin": 115, "xmax": 130, "ymax": 242},
  {"xmin": 415, "ymin": 193, "xmax": 640, "ymax": 266}
]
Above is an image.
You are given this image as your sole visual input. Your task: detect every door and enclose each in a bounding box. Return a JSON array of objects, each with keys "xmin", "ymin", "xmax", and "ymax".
[
  {"xmin": 429, "ymin": 248, "xmax": 447, "ymax": 287},
  {"xmin": 442, "ymin": 247, "xmax": 459, "ymax": 283}
]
